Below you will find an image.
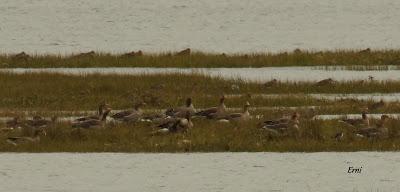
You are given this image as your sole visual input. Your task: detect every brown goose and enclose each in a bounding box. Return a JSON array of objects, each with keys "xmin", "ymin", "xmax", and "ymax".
[
  {"xmin": 368, "ymin": 99, "xmax": 386, "ymax": 111},
  {"xmin": 175, "ymin": 48, "xmax": 191, "ymax": 56},
  {"xmin": 153, "ymin": 111, "xmax": 193, "ymax": 134},
  {"xmin": 165, "ymin": 98, "xmax": 195, "ymax": 118},
  {"xmin": 6, "ymin": 128, "xmax": 46, "ymax": 146},
  {"xmin": 74, "ymin": 102, "xmax": 108, "ymax": 122},
  {"xmin": 339, "ymin": 111, "xmax": 369, "ymax": 128},
  {"xmin": 315, "ymin": 78, "xmax": 336, "ymax": 86},
  {"xmin": 262, "ymin": 112, "xmax": 300, "ymax": 132},
  {"xmin": 263, "ymin": 112, "xmax": 300, "ymax": 127},
  {"xmin": 72, "ymin": 108, "xmax": 111, "ymax": 129},
  {"xmin": 218, "ymin": 101, "xmax": 251, "ymax": 121},
  {"xmin": 264, "ymin": 79, "xmax": 278, "ymax": 88},
  {"xmin": 5, "ymin": 117, "xmax": 21, "ymax": 129},
  {"xmin": 195, "ymin": 95, "xmax": 226, "ymax": 119},
  {"xmin": 356, "ymin": 115, "xmax": 389, "ymax": 138},
  {"xmin": 24, "ymin": 115, "xmax": 53, "ymax": 128},
  {"xmin": 111, "ymin": 102, "xmax": 146, "ymax": 121}
]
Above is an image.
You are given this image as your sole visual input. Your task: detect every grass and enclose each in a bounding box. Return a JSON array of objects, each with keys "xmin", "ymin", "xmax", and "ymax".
[
  {"xmin": 1, "ymin": 115, "xmax": 400, "ymax": 152},
  {"xmin": 1, "ymin": 49, "xmax": 400, "ymax": 68},
  {"xmin": 1, "ymin": 72, "xmax": 400, "ymax": 111}
]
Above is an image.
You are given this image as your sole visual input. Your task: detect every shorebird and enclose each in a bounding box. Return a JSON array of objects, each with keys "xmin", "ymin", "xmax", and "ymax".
[
  {"xmin": 195, "ymin": 95, "xmax": 227, "ymax": 119},
  {"xmin": 111, "ymin": 102, "xmax": 146, "ymax": 122},
  {"xmin": 72, "ymin": 108, "xmax": 111, "ymax": 129},
  {"xmin": 165, "ymin": 98, "xmax": 195, "ymax": 118}
]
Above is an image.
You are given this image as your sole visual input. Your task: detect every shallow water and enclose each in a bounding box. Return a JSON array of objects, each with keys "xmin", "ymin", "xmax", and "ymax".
[
  {"xmin": 0, "ymin": 152, "xmax": 399, "ymax": 192},
  {"xmin": 3, "ymin": 67, "xmax": 400, "ymax": 82},
  {"xmin": 1, "ymin": 0, "xmax": 400, "ymax": 53},
  {"xmin": 314, "ymin": 113, "xmax": 400, "ymax": 120}
]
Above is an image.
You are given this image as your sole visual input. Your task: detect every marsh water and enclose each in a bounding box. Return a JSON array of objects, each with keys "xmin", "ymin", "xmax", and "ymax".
[
  {"xmin": 1, "ymin": 0, "xmax": 400, "ymax": 53},
  {"xmin": 0, "ymin": 152, "xmax": 399, "ymax": 192},
  {"xmin": 3, "ymin": 67, "xmax": 400, "ymax": 82}
]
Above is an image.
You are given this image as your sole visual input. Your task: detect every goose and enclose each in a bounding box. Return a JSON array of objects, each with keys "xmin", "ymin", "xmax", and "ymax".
[
  {"xmin": 263, "ymin": 112, "xmax": 300, "ymax": 127},
  {"xmin": 5, "ymin": 117, "xmax": 21, "ymax": 129},
  {"xmin": 111, "ymin": 102, "xmax": 146, "ymax": 121},
  {"xmin": 24, "ymin": 115, "xmax": 53, "ymax": 128},
  {"xmin": 355, "ymin": 115, "xmax": 389, "ymax": 138},
  {"xmin": 72, "ymin": 108, "xmax": 111, "ymax": 129},
  {"xmin": 262, "ymin": 112, "xmax": 300, "ymax": 132},
  {"xmin": 175, "ymin": 48, "xmax": 191, "ymax": 56},
  {"xmin": 195, "ymin": 95, "xmax": 226, "ymax": 119},
  {"xmin": 6, "ymin": 128, "xmax": 46, "ymax": 146},
  {"xmin": 368, "ymin": 99, "xmax": 385, "ymax": 111},
  {"xmin": 152, "ymin": 111, "xmax": 193, "ymax": 134},
  {"xmin": 74, "ymin": 102, "xmax": 108, "ymax": 122},
  {"xmin": 165, "ymin": 98, "xmax": 195, "ymax": 118},
  {"xmin": 315, "ymin": 78, "xmax": 336, "ymax": 86},
  {"xmin": 339, "ymin": 111, "xmax": 369, "ymax": 128},
  {"xmin": 218, "ymin": 101, "xmax": 251, "ymax": 121},
  {"xmin": 264, "ymin": 79, "xmax": 278, "ymax": 88}
]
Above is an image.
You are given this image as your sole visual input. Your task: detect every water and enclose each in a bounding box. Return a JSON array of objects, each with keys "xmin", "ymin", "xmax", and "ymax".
[
  {"xmin": 1, "ymin": 0, "xmax": 400, "ymax": 54},
  {"xmin": 3, "ymin": 67, "xmax": 400, "ymax": 82},
  {"xmin": 0, "ymin": 152, "xmax": 398, "ymax": 192},
  {"xmin": 315, "ymin": 113, "xmax": 400, "ymax": 120}
]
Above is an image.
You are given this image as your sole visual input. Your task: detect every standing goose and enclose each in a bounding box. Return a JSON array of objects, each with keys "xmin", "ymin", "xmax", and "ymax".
[
  {"xmin": 74, "ymin": 102, "xmax": 108, "ymax": 122},
  {"xmin": 111, "ymin": 102, "xmax": 146, "ymax": 121},
  {"xmin": 218, "ymin": 101, "xmax": 251, "ymax": 122},
  {"xmin": 152, "ymin": 111, "xmax": 193, "ymax": 134},
  {"xmin": 339, "ymin": 111, "xmax": 369, "ymax": 128},
  {"xmin": 72, "ymin": 108, "xmax": 111, "ymax": 129},
  {"xmin": 165, "ymin": 98, "xmax": 195, "ymax": 118},
  {"xmin": 195, "ymin": 95, "xmax": 226, "ymax": 119},
  {"xmin": 356, "ymin": 115, "xmax": 389, "ymax": 138},
  {"xmin": 6, "ymin": 128, "xmax": 46, "ymax": 146}
]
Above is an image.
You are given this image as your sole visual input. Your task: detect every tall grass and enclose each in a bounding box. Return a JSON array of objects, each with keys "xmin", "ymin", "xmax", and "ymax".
[
  {"xmin": 1, "ymin": 49, "xmax": 400, "ymax": 68},
  {"xmin": 2, "ymin": 72, "xmax": 400, "ymax": 110},
  {"xmin": 1, "ymin": 116, "xmax": 399, "ymax": 152}
]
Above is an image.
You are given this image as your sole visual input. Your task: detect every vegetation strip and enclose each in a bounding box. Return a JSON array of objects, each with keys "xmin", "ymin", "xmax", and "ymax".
[{"xmin": 2, "ymin": 49, "xmax": 400, "ymax": 68}]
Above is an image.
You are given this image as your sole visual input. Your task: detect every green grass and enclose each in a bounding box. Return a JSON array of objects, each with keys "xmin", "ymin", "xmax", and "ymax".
[
  {"xmin": 1, "ymin": 116, "xmax": 399, "ymax": 152},
  {"xmin": 2, "ymin": 49, "xmax": 400, "ymax": 68}
]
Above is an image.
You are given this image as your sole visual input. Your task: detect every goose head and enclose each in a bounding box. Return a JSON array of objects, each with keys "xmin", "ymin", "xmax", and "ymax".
[
  {"xmin": 361, "ymin": 111, "xmax": 368, "ymax": 119},
  {"xmin": 243, "ymin": 101, "xmax": 250, "ymax": 112},
  {"xmin": 101, "ymin": 108, "xmax": 112, "ymax": 121},
  {"xmin": 291, "ymin": 112, "xmax": 300, "ymax": 120}
]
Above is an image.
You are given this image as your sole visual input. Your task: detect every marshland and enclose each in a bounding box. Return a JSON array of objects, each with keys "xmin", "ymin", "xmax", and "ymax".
[{"xmin": 1, "ymin": 71, "xmax": 400, "ymax": 152}]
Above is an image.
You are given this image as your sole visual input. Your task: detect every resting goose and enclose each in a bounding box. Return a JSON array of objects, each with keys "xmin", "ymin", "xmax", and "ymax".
[
  {"xmin": 165, "ymin": 98, "xmax": 195, "ymax": 118},
  {"xmin": 24, "ymin": 116, "xmax": 53, "ymax": 128},
  {"xmin": 218, "ymin": 101, "xmax": 251, "ymax": 121},
  {"xmin": 5, "ymin": 117, "xmax": 21, "ymax": 129},
  {"xmin": 262, "ymin": 112, "xmax": 300, "ymax": 133},
  {"xmin": 72, "ymin": 108, "xmax": 111, "ymax": 129},
  {"xmin": 369, "ymin": 99, "xmax": 386, "ymax": 111},
  {"xmin": 315, "ymin": 78, "xmax": 336, "ymax": 86},
  {"xmin": 111, "ymin": 102, "xmax": 146, "ymax": 122},
  {"xmin": 153, "ymin": 111, "xmax": 193, "ymax": 134},
  {"xmin": 195, "ymin": 95, "xmax": 226, "ymax": 119},
  {"xmin": 339, "ymin": 111, "xmax": 369, "ymax": 128},
  {"xmin": 356, "ymin": 115, "xmax": 389, "ymax": 138},
  {"xmin": 74, "ymin": 102, "xmax": 108, "ymax": 122},
  {"xmin": 6, "ymin": 128, "xmax": 46, "ymax": 146}
]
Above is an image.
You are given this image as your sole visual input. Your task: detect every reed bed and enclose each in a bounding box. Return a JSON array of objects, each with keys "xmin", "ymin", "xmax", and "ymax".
[
  {"xmin": 2, "ymin": 72, "xmax": 400, "ymax": 110},
  {"xmin": 1, "ymin": 49, "xmax": 400, "ymax": 68},
  {"xmin": 1, "ymin": 115, "xmax": 399, "ymax": 152}
]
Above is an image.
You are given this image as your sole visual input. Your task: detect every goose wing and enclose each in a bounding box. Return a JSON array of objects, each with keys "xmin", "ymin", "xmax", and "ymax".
[{"xmin": 111, "ymin": 110, "xmax": 133, "ymax": 119}]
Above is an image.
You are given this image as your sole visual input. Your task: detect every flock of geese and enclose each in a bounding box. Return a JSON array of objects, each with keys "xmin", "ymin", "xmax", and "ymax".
[{"xmin": 1, "ymin": 95, "xmax": 392, "ymax": 146}]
